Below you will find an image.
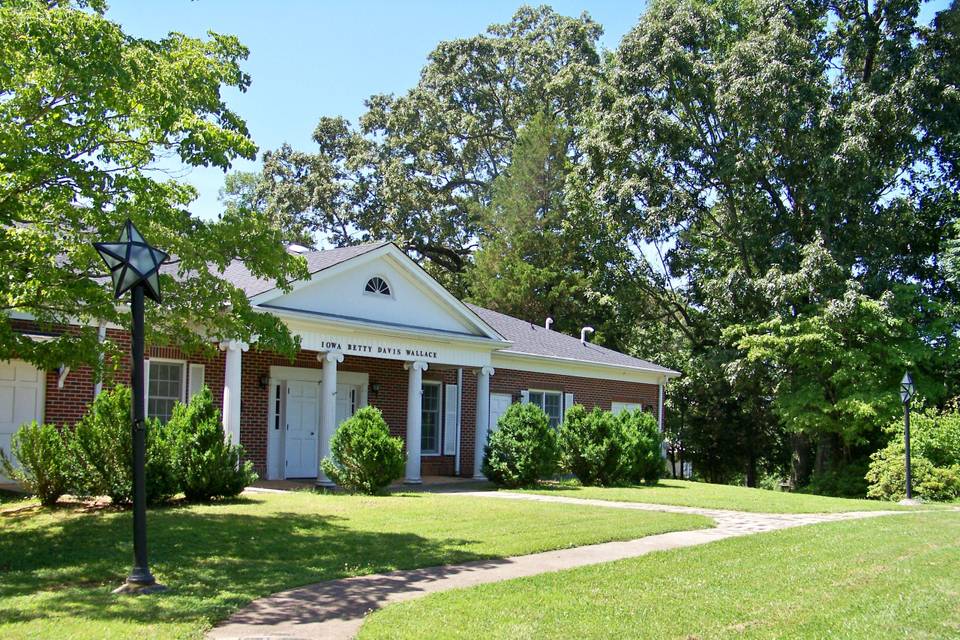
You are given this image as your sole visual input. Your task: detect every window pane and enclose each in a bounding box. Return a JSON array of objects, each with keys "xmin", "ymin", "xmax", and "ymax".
[
  {"xmin": 421, "ymin": 384, "xmax": 441, "ymax": 454},
  {"xmin": 147, "ymin": 362, "xmax": 183, "ymax": 423},
  {"xmin": 544, "ymin": 392, "xmax": 562, "ymax": 428},
  {"xmin": 529, "ymin": 391, "xmax": 543, "ymax": 409}
]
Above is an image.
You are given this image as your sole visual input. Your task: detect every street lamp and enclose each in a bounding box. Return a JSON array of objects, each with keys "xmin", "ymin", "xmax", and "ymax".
[
  {"xmin": 94, "ymin": 219, "xmax": 168, "ymax": 594},
  {"xmin": 899, "ymin": 371, "xmax": 916, "ymax": 503}
]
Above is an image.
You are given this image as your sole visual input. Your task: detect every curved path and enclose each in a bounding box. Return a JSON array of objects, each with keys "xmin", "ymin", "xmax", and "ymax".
[{"xmin": 208, "ymin": 492, "xmax": 905, "ymax": 640}]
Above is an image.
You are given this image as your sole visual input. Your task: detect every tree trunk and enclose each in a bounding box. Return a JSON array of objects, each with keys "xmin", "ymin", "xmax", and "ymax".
[
  {"xmin": 791, "ymin": 433, "xmax": 813, "ymax": 488},
  {"xmin": 746, "ymin": 450, "xmax": 758, "ymax": 488}
]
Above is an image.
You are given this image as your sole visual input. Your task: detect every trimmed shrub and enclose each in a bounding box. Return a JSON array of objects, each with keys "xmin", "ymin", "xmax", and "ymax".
[
  {"xmin": 866, "ymin": 445, "xmax": 960, "ymax": 502},
  {"xmin": 72, "ymin": 385, "xmax": 179, "ymax": 505},
  {"xmin": 866, "ymin": 404, "xmax": 960, "ymax": 502},
  {"xmin": 617, "ymin": 409, "xmax": 663, "ymax": 485},
  {"xmin": 167, "ymin": 387, "xmax": 257, "ymax": 501},
  {"xmin": 557, "ymin": 405, "xmax": 624, "ymax": 486},
  {"xmin": 0, "ymin": 421, "xmax": 73, "ymax": 506},
  {"xmin": 483, "ymin": 402, "xmax": 557, "ymax": 488},
  {"xmin": 320, "ymin": 406, "xmax": 405, "ymax": 494}
]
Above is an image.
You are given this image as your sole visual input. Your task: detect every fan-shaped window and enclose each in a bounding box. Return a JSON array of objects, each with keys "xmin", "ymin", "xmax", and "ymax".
[{"xmin": 364, "ymin": 276, "xmax": 391, "ymax": 296}]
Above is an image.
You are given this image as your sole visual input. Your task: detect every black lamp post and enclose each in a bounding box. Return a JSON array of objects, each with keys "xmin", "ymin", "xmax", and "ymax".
[
  {"xmin": 900, "ymin": 371, "xmax": 915, "ymax": 503},
  {"xmin": 94, "ymin": 220, "xmax": 168, "ymax": 594}
]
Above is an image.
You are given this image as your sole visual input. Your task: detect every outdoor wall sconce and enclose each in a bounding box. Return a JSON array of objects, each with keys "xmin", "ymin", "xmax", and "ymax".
[
  {"xmin": 259, "ymin": 374, "xmax": 270, "ymax": 390},
  {"xmin": 370, "ymin": 383, "xmax": 381, "ymax": 395}
]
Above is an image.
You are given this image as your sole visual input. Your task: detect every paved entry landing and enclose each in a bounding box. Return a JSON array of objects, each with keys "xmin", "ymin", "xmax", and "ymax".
[{"xmin": 208, "ymin": 492, "xmax": 906, "ymax": 640}]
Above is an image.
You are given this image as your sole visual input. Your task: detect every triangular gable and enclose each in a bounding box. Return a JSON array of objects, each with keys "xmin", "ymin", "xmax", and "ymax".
[{"xmin": 251, "ymin": 244, "xmax": 504, "ymax": 341}]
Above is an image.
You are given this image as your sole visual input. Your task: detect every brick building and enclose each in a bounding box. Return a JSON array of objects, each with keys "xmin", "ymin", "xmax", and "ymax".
[{"xmin": 2, "ymin": 242, "xmax": 679, "ymax": 482}]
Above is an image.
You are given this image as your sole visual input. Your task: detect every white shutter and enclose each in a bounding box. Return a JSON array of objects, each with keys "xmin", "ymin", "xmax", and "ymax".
[
  {"xmin": 143, "ymin": 358, "xmax": 150, "ymax": 416},
  {"xmin": 443, "ymin": 384, "xmax": 458, "ymax": 455},
  {"xmin": 189, "ymin": 363, "xmax": 206, "ymax": 400},
  {"xmin": 520, "ymin": 389, "xmax": 529, "ymax": 404},
  {"xmin": 563, "ymin": 392, "xmax": 574, "ymax": 419}
]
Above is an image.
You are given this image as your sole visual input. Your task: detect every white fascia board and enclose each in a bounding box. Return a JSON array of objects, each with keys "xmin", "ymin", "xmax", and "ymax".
[
  {"xmin": 263, "ymin": 306, "xmax": 511, "ymax": 351},
  {"xmin": 491, "ymin": 350, "xmax": 681, "ymax": 385}
]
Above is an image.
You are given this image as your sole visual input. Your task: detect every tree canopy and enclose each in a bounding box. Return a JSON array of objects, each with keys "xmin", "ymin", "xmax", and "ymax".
[{"xmin": 1, "ymin": 0, "xmax": 306, "ymax": 373}]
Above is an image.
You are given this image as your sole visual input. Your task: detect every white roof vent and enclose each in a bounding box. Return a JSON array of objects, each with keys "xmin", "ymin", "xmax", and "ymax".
[
  {"xmin": 287, "ymin": 243, "xmax": 311, "ymax": 254},
  {"xmin": 545, "ymin": 317, "xmax": 553, "ymax": 330},
  {"xmin": 580, "ymin": 326, "xmax": 594, "ymax": 345}
]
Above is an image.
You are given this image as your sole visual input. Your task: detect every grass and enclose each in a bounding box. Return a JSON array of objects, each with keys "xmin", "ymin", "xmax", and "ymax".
[
  {"xmin": 0, "ymin": 489, "xmax": 709, "ymax": 639},
  {"xmin": 360, "ymin": 511, "xmax": 960, "ymax": 639},
  {"xmin": 519, "ymin": 478, "xmax": 938, "ymax": 513}
]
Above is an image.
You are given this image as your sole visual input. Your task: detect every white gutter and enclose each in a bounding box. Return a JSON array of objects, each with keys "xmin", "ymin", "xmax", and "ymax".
[
  {"xmin": 493, "ymin": 349, "xmax": 682, "ymax": 378},
  {"xmin": 94, "ymin": 320, "xmax": 107, "ymax": 398}
]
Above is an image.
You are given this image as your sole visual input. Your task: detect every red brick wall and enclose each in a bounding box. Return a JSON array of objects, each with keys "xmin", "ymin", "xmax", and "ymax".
[{"xmin": 14, "ymin": 322, "xmax": 661, "ymax": 480}]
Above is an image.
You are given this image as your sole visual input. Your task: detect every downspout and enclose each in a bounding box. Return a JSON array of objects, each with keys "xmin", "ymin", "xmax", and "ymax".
[
  {"xmin": 93, "ymin": 320, "xmax": 107, "ymax": 398},
  {"xmin": 454, "ymin": 367, "xmax": 463, "ymax": 476},
  {"xmin": 659, "ymin": 378, "xmax": 667, "ymax": 461}
]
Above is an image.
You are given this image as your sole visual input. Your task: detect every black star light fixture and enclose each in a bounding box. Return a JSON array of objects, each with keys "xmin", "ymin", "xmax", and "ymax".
[
  {"xmin": 93, "ymin": 219, "xmax": 168, "ymax": 594},
  {"xmin": 94, "ymin": 220, "xmax": 168, "ymax": 303}
]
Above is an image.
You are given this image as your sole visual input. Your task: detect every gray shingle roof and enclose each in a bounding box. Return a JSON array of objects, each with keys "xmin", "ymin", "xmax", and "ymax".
[
  {"xmin": 466, "ymin": 304, "xmax": 678, "ymax": 375},
  {"xmin": 214, "ymin": 241, "xmax": 677, "ymax": 375},
  {"xmin": 223, "ymin": 242, "xmax": 389, "ymax": 297}
]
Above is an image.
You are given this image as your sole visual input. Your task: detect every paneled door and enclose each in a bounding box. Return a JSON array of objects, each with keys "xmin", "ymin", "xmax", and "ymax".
[
  {"xmin": 0, "ymin": 360, "xmax": 45, "ymax": 480},
  {"xmin": 285, "ymin": 379, "xmax": 319, "ymax": 478}
]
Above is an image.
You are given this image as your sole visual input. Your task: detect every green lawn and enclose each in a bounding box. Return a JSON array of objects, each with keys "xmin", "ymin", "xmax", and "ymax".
[
  {"xmin": 360, "ymin": 511, "xmax": 960, "ymax": 639},
  {"xmin": 0, "ymin": 490, "xmax": 709, "ymax": 640},
  {"xmin": 520, "ymin": 479, "xmax": 933, "ymax": 513}
]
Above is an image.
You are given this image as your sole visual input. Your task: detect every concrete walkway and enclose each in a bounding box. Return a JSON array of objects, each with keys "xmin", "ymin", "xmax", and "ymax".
[{"xmin": 208, "ymin": 492, "xmax": 905, "ymax": 640}]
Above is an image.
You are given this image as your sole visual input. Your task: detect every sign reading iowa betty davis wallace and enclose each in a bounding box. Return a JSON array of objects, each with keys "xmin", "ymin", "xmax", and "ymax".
[{"xmin": 319, "ymin": 340, "xmax": 438, "ymax": 361}]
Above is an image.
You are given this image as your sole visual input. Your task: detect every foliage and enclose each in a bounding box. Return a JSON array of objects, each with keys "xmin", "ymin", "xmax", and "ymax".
[
  {"xmin": 71, "ymin": 385, "xmax": 178, "ymax": 505},
  {"xmin": 483, "ymin": 402, "xmax": 558, "ymax": 488},
  {"xmin": 802, "ymin": 462, "xmax": 870, "ymax": 499},
  {"xmin": 0, "ymin": 0, "xmax": 307, "ymax": 374},
  {"xmin": 167, "ymin": 386, "xmax": 256, "ymax": 501},
  {"xmin": 259, "ymin": 6, "xmax": 603, "ymax": 286},
  {"xmin": 866, "ymin": 451, "xmax": 960, "ymax": 502},
  {"xmin": 557, "ymin": 405, "xmax": 625, "ymax": 486},
  {"xmin": 591, "ymin": 0, "xmax": 960, "ymax": 486},
  {"xmin": 866, "ymin": 403, "xmax": 960, "ymax": 501},
  {"xmin": 320, "ymin": 406, "xmax": 405, "ymax": 494},
  {"xmin": 616, "ymin": 409, "xmax": 663, "ymax": 485},
  {"xmin": 0, "ymin": 421, "xmax": 72, "ymax": 506}
]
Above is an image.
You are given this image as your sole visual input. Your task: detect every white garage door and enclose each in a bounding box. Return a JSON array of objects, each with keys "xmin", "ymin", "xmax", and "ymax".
[
  {"xmin": 0, "ymin": 360, "xmax": 46, "ymax": 478},
  {"xmin": 488, "ymin": 393, "xmax": 513, "ymax": 434}
]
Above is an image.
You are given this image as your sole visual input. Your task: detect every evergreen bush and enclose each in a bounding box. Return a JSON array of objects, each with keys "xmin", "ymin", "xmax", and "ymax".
[
  {"xmin": 167, "ymin": 387, "xmax": 257, "ymax": 501},
  {"xmin": 0, "ymin": 421, "xmax": 73, "ymax": 506},
  {"xmin": 482, "ymin": 402, "xmax": 557, "ymax": 488},
  {"xmin": 320, "ymin": 406, "xmax": 405, "ymax": 494},
  {"xmin": 617, "ymin": 409, "xmax": 663, "ymax": 485},
  {"xmin": 72, "ymin": 385, "xmax": 179, "ymax": 505},
  {"xmin": 557, "ymin": 405, "xmax": 624, "ymax": 486}
]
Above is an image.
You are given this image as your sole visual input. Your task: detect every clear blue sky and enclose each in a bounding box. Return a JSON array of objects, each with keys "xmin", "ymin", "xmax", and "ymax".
[{"xmin": 104, "ymin": 0, "xmax": 951, "ymax": 221}]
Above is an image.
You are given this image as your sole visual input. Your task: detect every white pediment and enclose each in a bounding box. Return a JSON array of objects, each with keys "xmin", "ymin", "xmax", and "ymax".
[{"xmin": 254, "ymin": 244, "xmax": 500, "ymax": 340}]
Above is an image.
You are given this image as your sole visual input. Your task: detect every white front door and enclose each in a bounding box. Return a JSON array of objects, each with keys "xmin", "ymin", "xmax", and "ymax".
[
  {"xmin": 0, "ymin": 360, "xmax": 45, "ymax": 480},
  {"xmin": 488, "ymin": 393, "xmax": 513, "ymax": 434},
  {"xmin": 335, "ymin": 383, "xmax": 359, "ymax": 427},
  {"xmin": 285, "ymin": 379, "xmax": 319, "ymax": 478}
]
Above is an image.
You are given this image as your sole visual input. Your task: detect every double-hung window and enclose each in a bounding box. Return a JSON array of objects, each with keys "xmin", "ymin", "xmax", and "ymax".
[
  {"xmin": 421, "ymin": 382, "xmax": 441, "ymax": 454},
  {"xmin": 147, "ymin": 361, "xmax": 185, "ymax": 423},
  {"xmin": 528, "ymin": 390, "xmax": 563, "ymax": 428}
]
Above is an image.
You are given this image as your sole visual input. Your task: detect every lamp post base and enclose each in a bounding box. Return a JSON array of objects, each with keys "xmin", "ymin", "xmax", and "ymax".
[
  {"xmin": 112, "ymin": 579, "xmax": 167, "ymax": 595},
  {"xmin": 898, "ymin": 497, "xmax": 923, "ymax": 506}
]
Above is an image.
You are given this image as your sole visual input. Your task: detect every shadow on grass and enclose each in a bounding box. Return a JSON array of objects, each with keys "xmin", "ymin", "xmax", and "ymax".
[
  {"xmin": 0, "ymin": 500, "xmax": 490, "ymax": 630},
  {"xmin": 531, "ymin": 480, "xmax": 688, "ymax": 492}
]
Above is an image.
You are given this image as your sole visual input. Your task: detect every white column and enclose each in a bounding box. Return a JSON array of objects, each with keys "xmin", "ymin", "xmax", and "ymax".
[
  {"xmin": 404, "ymin": 360, "xmax": 428, "ymax": 484},
  {"xmin": 317, "ymin": 350, "xmax": 344, "ymax": 487},
  {"xmin": 658, "ymin": 381, "xmax": 665, "ymax": 432},
  {"xmin": 220, "ymin": 339, "xmax": 249, "ymax": 446},
  {"xmin": 473, "ymin": 366, "xmax": 494, "ymax": 479}
]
